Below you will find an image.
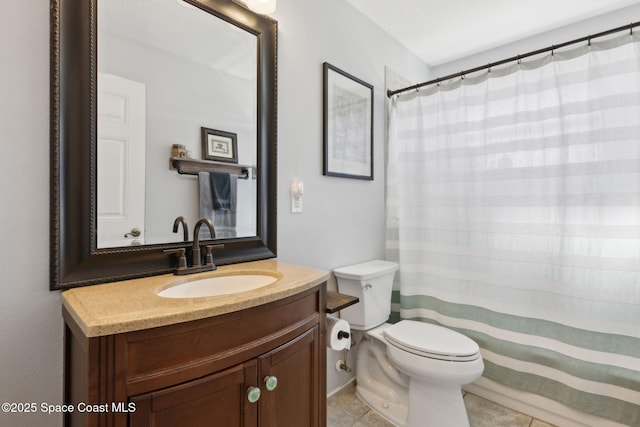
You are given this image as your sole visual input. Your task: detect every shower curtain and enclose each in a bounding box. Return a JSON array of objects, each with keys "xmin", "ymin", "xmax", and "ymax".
[{"xmin": 387, "ymin": 33, "xmax": 640, "ymax": 426}]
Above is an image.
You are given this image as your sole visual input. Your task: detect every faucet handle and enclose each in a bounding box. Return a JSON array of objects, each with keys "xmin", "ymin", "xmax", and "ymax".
[
  {"xmin": 164, "ymin": 248, "xmax": 188, "ymax": 269},
  {"xmin": 203, "ymin": 244, "xmax": 224, "ymax": 266}
]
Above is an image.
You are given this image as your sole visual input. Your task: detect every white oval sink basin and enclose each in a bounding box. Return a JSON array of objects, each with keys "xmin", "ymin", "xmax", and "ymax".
[{"xmin": 157, "ymin": 274, "xmax": 278, "ymax": 298}]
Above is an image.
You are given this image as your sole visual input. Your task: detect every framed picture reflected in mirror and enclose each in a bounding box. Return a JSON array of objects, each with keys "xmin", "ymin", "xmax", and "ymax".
[{"xmin": 201, "ymin": 127, "xmax": 238, "ymax": 163}]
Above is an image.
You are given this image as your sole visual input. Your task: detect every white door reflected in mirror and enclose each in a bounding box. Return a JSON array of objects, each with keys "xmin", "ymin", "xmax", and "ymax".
[{"xmin": 97, "ymin": 73, "xmax": 147, "ymax": 248}]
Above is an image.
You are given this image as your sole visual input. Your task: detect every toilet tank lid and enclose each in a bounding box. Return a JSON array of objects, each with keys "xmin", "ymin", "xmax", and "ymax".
[{"xmin": 333, "ymin": 260, "xmax": 399, "ymax": 280}]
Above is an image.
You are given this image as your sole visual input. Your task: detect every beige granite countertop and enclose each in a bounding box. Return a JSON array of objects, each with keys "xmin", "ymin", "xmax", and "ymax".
[{"xmin": 62, "ymin": 260, "xmax": 329, "ymax": 337}]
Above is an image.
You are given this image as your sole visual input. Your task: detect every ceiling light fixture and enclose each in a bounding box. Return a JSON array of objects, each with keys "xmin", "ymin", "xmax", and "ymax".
[{"xmin": 246, "ymin": 0, "xmax": 276, "ymax": 15}]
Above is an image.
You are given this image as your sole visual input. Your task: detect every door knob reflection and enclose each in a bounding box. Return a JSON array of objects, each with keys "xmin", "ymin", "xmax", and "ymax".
[{"xmin": 124, "ymin": 228, "xmax": 141, "ymax": 238}]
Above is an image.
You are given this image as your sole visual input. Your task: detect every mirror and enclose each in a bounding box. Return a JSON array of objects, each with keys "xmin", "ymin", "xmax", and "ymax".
[
  {"xmin": 97, "ymin": 0, "xmax": 258, "ymax": 247},
  {"xmin": 50, "ymin": 0, "xmax": 277, "ymax": 289}
]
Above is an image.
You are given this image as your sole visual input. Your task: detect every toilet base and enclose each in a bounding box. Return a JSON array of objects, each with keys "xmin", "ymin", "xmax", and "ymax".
[
  {"xmin": 354, "ymin": 322, "xmax": 481, "ymax": 427},
  {"xmin": 407, "ymin": 380, "xmax": 470, "ymax": 427},
  {"xmin": 356, "ymin": 385, "xmax": 407, "ymax": 426},
  {"xmin": 356, "ymin": 380, "xmax": 471, "ymax": 427}
]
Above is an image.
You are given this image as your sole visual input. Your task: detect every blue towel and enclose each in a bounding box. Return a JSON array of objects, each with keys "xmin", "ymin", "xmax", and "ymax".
[{"xmin": 210, "ymin": 172, "xmax": 231, "ymax": 211}]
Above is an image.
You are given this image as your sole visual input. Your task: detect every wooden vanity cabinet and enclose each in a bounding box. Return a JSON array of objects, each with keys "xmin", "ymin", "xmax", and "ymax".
[{"xmin": 63, "ymin": 285, "xmax": 326, "ymax": 427}]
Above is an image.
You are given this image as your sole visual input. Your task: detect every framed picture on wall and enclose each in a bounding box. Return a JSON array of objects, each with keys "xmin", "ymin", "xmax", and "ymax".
[
  {"xmin": 323, "ymin": 62, "xmax": 374, "ymax": 180},
  {"xmin": 201, "ymin": 127, "xmax": 238, "ymax": 163}
]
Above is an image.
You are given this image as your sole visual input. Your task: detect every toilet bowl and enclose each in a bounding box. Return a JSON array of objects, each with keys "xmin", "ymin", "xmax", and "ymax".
[{"xmin": 334, "ymin": 261, "xmax": 484, "ymax": 427}]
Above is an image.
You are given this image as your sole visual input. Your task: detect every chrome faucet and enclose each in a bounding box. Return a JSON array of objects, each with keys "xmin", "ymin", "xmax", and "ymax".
[
  {"xmin": 164, "ymin": 217, "xmax": 224, "ymax": 275},
  {"xmin": 172, "ymin": 216, "xmax": 189, "ymax": 242}
]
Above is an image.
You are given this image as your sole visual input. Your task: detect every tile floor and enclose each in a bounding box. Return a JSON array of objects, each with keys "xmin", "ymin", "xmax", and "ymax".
[{"xmin": 327, "ymin": 382, "xmax": 557, "ymax": 427}]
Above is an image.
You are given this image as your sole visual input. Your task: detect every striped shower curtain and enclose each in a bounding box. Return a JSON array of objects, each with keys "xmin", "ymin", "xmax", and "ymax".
[{"xmin": 386, "ymin": 32, "xmax": 640, "ymax": 426}]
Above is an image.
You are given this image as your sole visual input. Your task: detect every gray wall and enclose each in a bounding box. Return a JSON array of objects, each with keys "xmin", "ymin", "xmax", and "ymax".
[
  {"xmin": 1, "ymin": 2, "xmax": 64, "ymax": 427},
  {"xmin": 0, "ymin": 0, "xmax": 426, "ymax": 425}
]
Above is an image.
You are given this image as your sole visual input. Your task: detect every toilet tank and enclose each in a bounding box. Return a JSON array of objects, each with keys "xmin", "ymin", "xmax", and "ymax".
[{"xmin": 334, "ymin": 260, "xmax": 399, "ymax": 330}]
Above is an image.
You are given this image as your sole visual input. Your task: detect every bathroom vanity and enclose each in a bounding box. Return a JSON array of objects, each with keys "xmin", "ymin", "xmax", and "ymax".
[{"xmin": 62, "ymin": 261, "xmax": 329, "ymax": 427}]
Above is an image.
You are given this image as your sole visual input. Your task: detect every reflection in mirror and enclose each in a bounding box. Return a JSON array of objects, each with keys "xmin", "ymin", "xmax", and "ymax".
[{"xmin": 97, "ymin": 0, "xmax": 257, "ymax": 248}]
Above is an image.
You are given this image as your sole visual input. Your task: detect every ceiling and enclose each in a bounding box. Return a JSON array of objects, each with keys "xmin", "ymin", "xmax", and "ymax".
[{"xmin": 345, "ymin": 0, "xmax": 640, "ymax": 67}]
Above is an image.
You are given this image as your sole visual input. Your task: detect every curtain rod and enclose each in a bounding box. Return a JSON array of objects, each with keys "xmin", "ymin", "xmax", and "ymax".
[{"xmin": 387, "ymin": 21, "xmax": 640, "ymax": 98}]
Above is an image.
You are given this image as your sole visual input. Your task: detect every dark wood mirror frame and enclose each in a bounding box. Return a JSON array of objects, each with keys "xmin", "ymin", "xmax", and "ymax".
[{"xmin": 50, "ymin": 0, "xmax": 277, "ymax": 290}]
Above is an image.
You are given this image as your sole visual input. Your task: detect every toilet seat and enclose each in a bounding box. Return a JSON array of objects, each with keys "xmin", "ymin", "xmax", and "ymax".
[{"xmin": 383, "ymin": 320, "xmax": 480, "ymax": 362}]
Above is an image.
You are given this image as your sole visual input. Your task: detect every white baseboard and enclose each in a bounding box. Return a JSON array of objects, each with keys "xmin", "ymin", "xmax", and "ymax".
[{"xmin": 464, "ymin": 377, "xmax": 628, "ymax": 427}]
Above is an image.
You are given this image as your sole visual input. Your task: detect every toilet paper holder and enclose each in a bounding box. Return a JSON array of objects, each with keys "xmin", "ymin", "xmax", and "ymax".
[{"xmin": 337, "ymin": 331, "xmax": 350, "ymax": 340}]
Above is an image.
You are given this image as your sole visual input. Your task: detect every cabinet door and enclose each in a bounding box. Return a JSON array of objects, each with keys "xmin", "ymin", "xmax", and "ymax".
[
  {"xmin": 258, "ymin": 326, "xmax": 320, "ymax": 427},
  {"xmin": 129, "ymin": 361, "xmax": 258, "ymax": 427}
]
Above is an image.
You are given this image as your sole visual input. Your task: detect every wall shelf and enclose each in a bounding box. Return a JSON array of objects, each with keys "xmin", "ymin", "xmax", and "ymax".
[
  {"xmin": 170, "ymin": 157, "xmax": 254, "ymax": 180},
  {"xmin": 326, "ymin": 291, "xmax": 359, "ymax": 314}
]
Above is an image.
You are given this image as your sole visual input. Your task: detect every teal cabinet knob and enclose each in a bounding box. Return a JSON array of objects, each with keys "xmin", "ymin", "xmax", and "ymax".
[
  {"xmin": 264, "ymin": 375, "xmax": 278, "ymax": 391},
  {"xmin": 247, "ymin": 386, "xmax": 261, "ymax": 403}
]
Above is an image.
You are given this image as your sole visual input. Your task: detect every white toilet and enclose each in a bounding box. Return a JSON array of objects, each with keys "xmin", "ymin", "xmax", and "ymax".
[{"xmin": 334, "ymin": 260, "xmax": 484, "ymax": 427}]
